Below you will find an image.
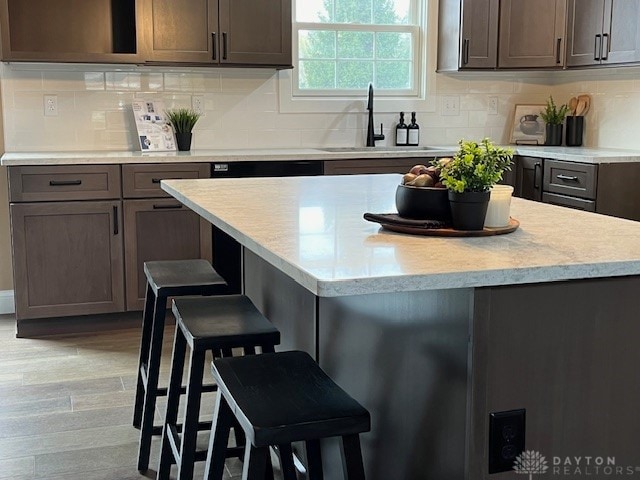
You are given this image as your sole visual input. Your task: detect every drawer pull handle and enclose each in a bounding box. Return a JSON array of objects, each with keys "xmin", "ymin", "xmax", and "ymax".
[
  {"xmin": 222, "ymin": 32, "xmax": 228, "ymax": 60},
  {"xmin": 113, "ymin": 205, "xmax": 119, "ymax": 235},
  {"xmin": 153, "ymin": 204, "xmax": 183, "ymax": 210},
  {"xmin": 151, "ymin": 178, "xmax": 162, "ymax": 184},
  {"xmin": 534, "ymin": 162, "xmax": 541, "ymax": 189},
  {"xmin": 50, "ymin": 180, "xmax": 82, "ymax": 186},
  {"xmin": 557, "ymin": 174, "xmax": 579, "ymax": 182}
]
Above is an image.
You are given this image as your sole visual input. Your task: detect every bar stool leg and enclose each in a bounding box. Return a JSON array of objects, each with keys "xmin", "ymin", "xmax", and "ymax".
[
  {"xmin": 137, "ymin": 295, "xmax": 167, "ymax": 472},
  {"xmin": 176, "ymin": 348, "xmax": 206, "ymax": 480},
  {"xmin": 340, "ymin": 434, "xmax": 365, "ymax": 480},
  {"xmin": 305, "ymin": 439, "xmax": 324, "ymax": 480},
  {"xmin": 242, "ymin": 439, "xmax": 270, "ymax": 480},
  {"xmin": 204, "ymin": 394, "xmax": 234, "ymax": 480},
  {"xmin": 277, "ymin": 444, "xmax": 297, "ymax": 480},
  {"xmin": 157, "ymin": 325, "xmax": 188, "ymax": 480},
  {"xmin": 133, "ymin": 283, "xmax": 155, "ymax": 429}
]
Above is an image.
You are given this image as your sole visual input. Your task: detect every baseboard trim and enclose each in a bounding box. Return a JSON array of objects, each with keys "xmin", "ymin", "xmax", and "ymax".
[{"xmin": 0, "ymin": 290, "xmax": 15, "ymax": 315}]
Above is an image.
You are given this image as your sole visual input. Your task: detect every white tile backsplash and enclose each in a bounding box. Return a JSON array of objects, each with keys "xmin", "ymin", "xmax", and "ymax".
[{"xmin": 2, "ymin": 61, "xmax": 640, "ymax": 152}]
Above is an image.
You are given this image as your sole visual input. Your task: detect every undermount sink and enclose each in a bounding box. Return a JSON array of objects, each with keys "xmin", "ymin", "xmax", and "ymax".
[{"xmin": 321, "ymin": 146, "xmax": 451, "ymax": 153}]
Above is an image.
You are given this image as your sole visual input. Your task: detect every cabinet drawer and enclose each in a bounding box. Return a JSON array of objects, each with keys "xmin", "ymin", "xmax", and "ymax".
[
  {"xmin": 542, "ymin": 192, "xmax": 596, "ymax": 212},
  {"xmin": 8, "ymin": 165, "xmax": 121, "ymax": 202},
  {"xmin": 543, "ymin": 160, "xmax": 598, "ymax": 200},
  {"xmin": 122, "ymin": 163, "xmax": 209, "ymax": 198}
]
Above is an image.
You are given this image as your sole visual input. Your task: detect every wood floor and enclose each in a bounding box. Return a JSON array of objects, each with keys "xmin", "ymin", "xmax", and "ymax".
[{"xmin": 0, "ymin": 314, "xmax": 252, "ymax": 480}]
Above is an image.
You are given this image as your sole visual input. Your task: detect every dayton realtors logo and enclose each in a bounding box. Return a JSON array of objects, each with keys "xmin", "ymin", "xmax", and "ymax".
[
  {"xmin": 513, "ymin": 450, "xmax": 549, "ymax": 479},
  {"xmin": 513, "ymin": 451, "xmax": 640, "ymax": 477}
]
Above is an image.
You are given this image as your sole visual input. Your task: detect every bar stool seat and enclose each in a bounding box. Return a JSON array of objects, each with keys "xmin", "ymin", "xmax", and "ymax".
[
  {"xmin": 144, "ymin": 259, "xmax": 226, "ymax": 296},
  {"xmin": 205, "ymin": 351, "xmax": 371, "ymax": 480},
  {"xmin": 134, "ymin": 259, "xmax": 228, "ymax": 473},
  {"xmin": 157, "ymin": 296, "xmax": 280, "ymax": 480}
]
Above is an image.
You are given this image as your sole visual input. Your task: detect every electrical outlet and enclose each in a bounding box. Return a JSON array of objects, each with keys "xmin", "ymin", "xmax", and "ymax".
[
  {"xmin": 43, "ymin": 95, "xmax": 58, "ymax": 117},
  {"xmin": 489, "ymin": 409, "xmax": 526, "ymax": 474},
  {"xmin": 442, "ymin": 95, "xmax": 460, "ymax": 116},
  {"xmin": 488, "ymin": 96, "xmax": 499, "ymax": 115},
  {"xmin": 192, "ymin": 95, "xmax": 205, "ymax": 115}
]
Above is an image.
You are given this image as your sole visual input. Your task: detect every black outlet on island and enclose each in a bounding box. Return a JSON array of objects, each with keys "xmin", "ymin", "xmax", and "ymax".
[{"xmin": 488, "ymin": 409, "xmax": 526, "ymax": 474}]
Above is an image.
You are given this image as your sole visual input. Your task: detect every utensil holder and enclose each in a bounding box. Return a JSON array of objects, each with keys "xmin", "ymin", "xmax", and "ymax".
[{"xmin": 566, "ymin": 116, "xmax": 584, "ymax": 147}]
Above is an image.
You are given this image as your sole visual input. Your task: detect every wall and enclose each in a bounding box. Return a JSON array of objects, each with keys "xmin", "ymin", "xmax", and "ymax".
[{"xmin": 0, "ymin": 77, "xmax": 12, "ymax": 293}]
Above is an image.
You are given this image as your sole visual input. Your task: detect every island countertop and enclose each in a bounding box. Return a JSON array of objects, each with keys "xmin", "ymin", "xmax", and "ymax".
[{"xmin": 162, "ymin": 174, "xmax": 640, "ymax": 297}]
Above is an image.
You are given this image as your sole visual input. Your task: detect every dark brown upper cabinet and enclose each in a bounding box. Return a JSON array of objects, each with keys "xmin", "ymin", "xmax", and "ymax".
[
  {"xmin": 566, "ymin": 0, "xmax": 640, "ymax": 67},
  {"xmin": 143, "ymin": 0, "xmax": 292, "ymax": 67},
  {"xmin": 438, "ymin": 0, "xmax": 565, "ymax": 70},
  {"xmin": 498, "ymin": 0, "xmax": 567, "ymax": 68},
  {"xmin": 437, "ymin": 0, "xmax": 498, "ymax": 70},
  {"xmin": 460, "ymin": 0, "xmax": 499, "ymax": 69},
  {"xmin": 0, "ymin": 0, "xmax": 143, "ymax": 63}
]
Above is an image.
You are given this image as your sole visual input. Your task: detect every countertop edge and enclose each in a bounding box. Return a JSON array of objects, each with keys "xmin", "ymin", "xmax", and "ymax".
[{"xmin": 4, "ymin": 146, "xmax": 640, "ymax": 166}]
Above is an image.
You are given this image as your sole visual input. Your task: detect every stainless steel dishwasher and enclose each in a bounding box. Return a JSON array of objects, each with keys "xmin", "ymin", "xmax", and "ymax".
[{"xmin": 210, "ymin": 160, "xmax": 324, "ymax": 293}]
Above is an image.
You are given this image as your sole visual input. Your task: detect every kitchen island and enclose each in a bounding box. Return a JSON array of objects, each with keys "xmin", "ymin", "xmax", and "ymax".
[{"xmin": 162, "ymin": 174, "xmax": 640, "ymax": 480}]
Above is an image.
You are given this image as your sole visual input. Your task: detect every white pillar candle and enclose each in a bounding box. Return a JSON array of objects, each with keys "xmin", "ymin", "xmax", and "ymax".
[{"xmin": 484, "ymin": 185, "xmax": 514, "ymax": 228}]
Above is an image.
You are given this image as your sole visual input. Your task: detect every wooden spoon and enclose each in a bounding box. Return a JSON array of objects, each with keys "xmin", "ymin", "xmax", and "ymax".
[
  {"xmin": 575, "ymin": 99, "xmax": 587, "ymax": 116},
  {"xmin": 569, "ymin": 96, "xmax": 578, "ymax": 116},
  {"xmin": 578, "ymin": 94, "xmax": 591, "ymax": 115}
]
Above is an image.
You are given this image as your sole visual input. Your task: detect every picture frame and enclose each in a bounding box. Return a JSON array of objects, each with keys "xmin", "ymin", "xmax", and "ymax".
[{"xmin": 509, "ymin": 104, "xmax": 545, "ymax": 145}]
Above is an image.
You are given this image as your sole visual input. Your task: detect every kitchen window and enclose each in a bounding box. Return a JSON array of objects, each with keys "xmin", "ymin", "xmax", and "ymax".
[{"xmin": 293, "ymin": 0, "xmax": 422, "ymax": 97}]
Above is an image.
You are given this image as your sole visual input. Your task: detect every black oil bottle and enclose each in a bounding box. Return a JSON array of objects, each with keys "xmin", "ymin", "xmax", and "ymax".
[
  {"xmin": 395, "ymin": 112, "xmax": 408, "ymax": 146},
  {"xmin": 407, "ymin": 112, "xmax": 420, "ymax": 146}
]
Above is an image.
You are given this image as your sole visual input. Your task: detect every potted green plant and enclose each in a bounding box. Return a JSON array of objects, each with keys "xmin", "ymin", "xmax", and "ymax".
[
  {"xmin": 165, "ymin": 108, "xmax": 201, "ymax": 151},
  {"xmin": 439, "ymin": 138, "xmax": 513, "ymax": 230},
  {"xmin": 540, "ymin": 96, "xmax": 569, "ymax": 146}
]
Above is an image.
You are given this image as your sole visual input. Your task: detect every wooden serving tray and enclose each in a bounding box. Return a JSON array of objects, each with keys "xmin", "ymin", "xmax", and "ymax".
[{"xmin": 364, "ymin": 213, "xmax": 519, "ymax": 237}]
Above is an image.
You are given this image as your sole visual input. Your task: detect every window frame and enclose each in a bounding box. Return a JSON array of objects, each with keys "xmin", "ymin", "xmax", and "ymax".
[{"xmin": 292, "ymin": 0, "xmax": 423, "ymax": 98}]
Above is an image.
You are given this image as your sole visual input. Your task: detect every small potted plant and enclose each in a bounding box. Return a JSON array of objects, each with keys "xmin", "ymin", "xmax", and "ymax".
[
  {"xmin": 439, "ymin": 138, "xmax": 513, "ymax": 230},
  {"xmin": 165, "ymin": 108, "xmax": 202, "ymax": 151},
  {"xmin": 540, "ymin": 96, "xmax": 569, "ymax": 146}
]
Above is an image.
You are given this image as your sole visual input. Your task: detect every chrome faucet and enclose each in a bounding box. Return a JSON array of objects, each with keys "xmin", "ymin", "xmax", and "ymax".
[{"xmin": 366, "ymin": 84, "xmax": 385, "ymax": 147}]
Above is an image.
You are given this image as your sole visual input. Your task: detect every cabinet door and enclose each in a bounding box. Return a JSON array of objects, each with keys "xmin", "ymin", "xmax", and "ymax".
[
  {"xmin": 515, "ymin": 156, "xmax": 543, "ymax": 201},
  {"xmin": 123, "ymin": 199, "xmax": 212, "ymax": 311},
  {"xmin": 566, "ymin": 0, "xmax": 606, "ymax": 66},
  {"xmin": 10, "ymin": 201, "xmax": 125, "ymax": 320},
  {"xmin": 218, "ymin": 0, "xmax": 291, "ymax": 66},
  {"xmin": 0, "ymin": 0, "xmax": 141, "ymax": 63},
  {"xmin": 143, "ymin": 0, "xmax": 218, "ymax": 63},
  {"xmin": 602, "ymin": 0, "xmax": 640, "ymax": 64},
  {"xmin": 499, "ymin": 0, "xmax": 567, "ymax": 68},
  {"xmin": 460, "ymin": 0, "xmax": 498, "ymax": 68}
]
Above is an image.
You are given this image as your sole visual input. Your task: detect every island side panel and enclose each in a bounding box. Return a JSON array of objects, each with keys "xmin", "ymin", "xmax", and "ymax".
[
  {"xmin": 243, "ymin": 248, "xmax": 317, "ymax": 356},
  {"xmin": 469, "ymin": 277, "xmax": 640, "ymax": 479},
  {"xmin": 317, "ymin": 289, "xmax": 474, "ymax": 480}
]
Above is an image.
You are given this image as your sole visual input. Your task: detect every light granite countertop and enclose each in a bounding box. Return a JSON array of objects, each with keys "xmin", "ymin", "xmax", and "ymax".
[
  {"xmin": 3, "ymin": 145, "xmax": 640, "ymax": 166},
  {"xmin": 162, "ymin": 174, "xmax": 640, "ymax": 297}
]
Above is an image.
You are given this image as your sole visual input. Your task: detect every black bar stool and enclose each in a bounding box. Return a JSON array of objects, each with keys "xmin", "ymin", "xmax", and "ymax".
[
  {"xmin": 204, "ymin": 350, "xmax": 371, "ymax": 480},
  {"xmin": 157, "ymin": 295, "xmax": 281, "ymax": 480},
  {"xmin": 133, "ymin": 259, "xmax": 227, "ymax": 472}
]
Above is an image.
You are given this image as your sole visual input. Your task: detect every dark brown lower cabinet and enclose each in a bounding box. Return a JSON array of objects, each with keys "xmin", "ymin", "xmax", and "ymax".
[
  {"xmin": 10, "ymin": 201, "xmax": 125, "ymax": 319},
  {"xmin": 123, "ymin": 198, "xmax": 212, "ymax": 311},
  {"xmin": 514, "ymin": 156, "xmax": 543, "ymax": 201}
]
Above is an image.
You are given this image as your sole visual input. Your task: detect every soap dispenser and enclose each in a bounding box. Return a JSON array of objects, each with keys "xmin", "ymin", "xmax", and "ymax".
[
  {"xmin": 395, "ymin": 112, "xmax": 408, "ymax": 146},
  {"xmin": 408, "ymin": 112, "xmax": 420, "ymax": 146}
]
